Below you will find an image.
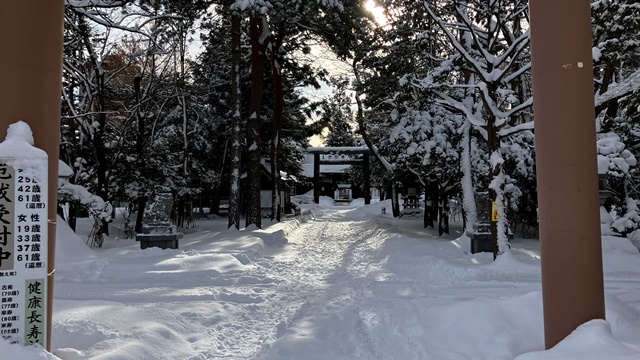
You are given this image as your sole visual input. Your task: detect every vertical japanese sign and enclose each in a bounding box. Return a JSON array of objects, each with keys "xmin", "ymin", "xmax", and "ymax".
[
  {"xmin": 0, "ymin": 160, "xmax": 47, "ymax": 347},
  {"xmin": 491, "ymin": 202, "xmax": 499, "ymax": 222}
]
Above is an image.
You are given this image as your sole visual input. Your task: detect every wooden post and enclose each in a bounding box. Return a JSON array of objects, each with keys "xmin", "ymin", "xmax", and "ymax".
[
  {"xmin": 529, "ymin": 0, "xmax": 605, "ymax": 348},
  {"xmin": 0, "ymin": 0, "xmax": 65, "ymax": 350}
]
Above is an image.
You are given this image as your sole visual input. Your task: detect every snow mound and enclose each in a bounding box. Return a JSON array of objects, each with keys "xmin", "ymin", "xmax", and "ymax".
[
  {"xmin": 319, "ymin": 196, "xmax": 335, "ymax": 207},
  {"xmin": 487, "ymin": 250, "xmax": 539, "ymax": 271},
  {"xmin": 514, "ymin": 320, "xmax": 640, "ymax": 360},
  {"xmin": 0, "ymin": 338, "xmax": 59, "ymax": 360},
  {"xmin": 451, "ymin": 234, "xmax": 471, "ymax": 252},
  {"xmin": 56, "ymin": 215, "xmax": 97, "ymax": 262},
  {"xmin": 602, "ymin": 235, "xmax": 640, "ymax": 255}
]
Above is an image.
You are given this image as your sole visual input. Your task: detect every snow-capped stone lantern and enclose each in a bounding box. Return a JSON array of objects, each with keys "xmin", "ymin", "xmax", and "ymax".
[
  {"xmin": 135, "ymin": 193, "xmax": 183, "ymax": 249},
  {"xmin": 468, "ymin": 193, "xmax": 493, "ymax": 253},
  {"xmin": 143, "ymin": 192, "xmax": 173, "ymax": 226}
]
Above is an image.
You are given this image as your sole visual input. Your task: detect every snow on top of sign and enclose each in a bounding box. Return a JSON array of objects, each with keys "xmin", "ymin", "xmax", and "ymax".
[
  {"xmin": 8, "ymin": 120, "xmax": 34, "ymax": 144},
  {"xmin": 0, "ymin": 121, "xmax": 48, "ymax": 185},
  {"xmin": 0, "ymin": 121, "xmax": 47, "ymax": 159}
]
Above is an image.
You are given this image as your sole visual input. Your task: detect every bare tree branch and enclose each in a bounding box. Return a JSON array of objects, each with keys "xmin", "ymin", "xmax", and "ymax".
[{"xmin": 66, "ymin": 0, "xmax": 130, "ymax": 8}]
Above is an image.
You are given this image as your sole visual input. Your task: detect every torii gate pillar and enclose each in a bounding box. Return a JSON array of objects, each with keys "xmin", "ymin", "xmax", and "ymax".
[
  {"xmin": 364, "ymin": 153, "xmax": 370, "ymax": 205},
  {"xmin": 313, "ymin": 153, "xmax": 320, "ymax": 204},
  {"xmin": 529, "ymin": 0, "xmax": 605, "ymax": 349},
  {"xmin": 0, "ymin": 0, "xmax": 65, "ymax": 351}
]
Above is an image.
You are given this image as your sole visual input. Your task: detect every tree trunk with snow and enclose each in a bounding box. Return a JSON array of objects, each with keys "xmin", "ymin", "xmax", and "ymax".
[
  {"xmin": 245, "ymin": 15, "xmax": 266, "ymax": 229},
  {"xmin": 484, "ymin": 96, "xmax": 510, "ymax": 257},
  {"xmin": 351, "ymin": 58, "xmax": 401, "ymax": 216},
  {"xmin": 269, "ymin": 22, "xmax": 284, "ymax": 222},
  {"xmin": 391, "ymin": 186, "xmax": 400, "ymax": 217},
  {"xmin": 81, "ymin": 18, "xmax": 109, "ymax": 235},
  {"xmin": 133, "ymin": 75, "xmax": 147, "ymax": 233},
  {"xmin": 228, "ymin": 14, "xmax": 243, "ymax": 230},
  {"xmin": 419, "ymin": 1, "xmax": 533, "ymax": 257},
  {"xmin": 213, "ymin": 138, "xmax": 229, "ymax": 216},
  {"xmin": 460, "ymin": 121, "xmax": 476, "ymax": 232}
]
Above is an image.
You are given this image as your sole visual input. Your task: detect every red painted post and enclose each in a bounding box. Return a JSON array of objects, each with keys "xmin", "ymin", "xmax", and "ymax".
[
  {"xmin": 529, "ymin": 0, "xmax": 606, "ymax": 349},
  {"xmin": 0, "ymin": 0, "xmax": 65, "ymax": 350}
]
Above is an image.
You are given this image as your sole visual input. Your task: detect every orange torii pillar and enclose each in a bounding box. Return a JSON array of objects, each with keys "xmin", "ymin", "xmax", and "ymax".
[
  {"xmin": 529, "ymin": 0, "xmax": 605, "ymax": 349},
  {"xmin": 0, "ymin": 0, "xmax": 65, "ymax": 351}
]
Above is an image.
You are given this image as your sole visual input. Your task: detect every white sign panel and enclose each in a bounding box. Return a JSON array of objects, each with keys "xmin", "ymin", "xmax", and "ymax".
[{"xmin": 0, "ymin": 160, "xmax": 48, "ymax": 347}]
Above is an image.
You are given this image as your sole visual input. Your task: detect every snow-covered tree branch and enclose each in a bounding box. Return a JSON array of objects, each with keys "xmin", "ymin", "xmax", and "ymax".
[{"xmin": 66, "ymin": 0, "xmax": 130, "ymax": 7}]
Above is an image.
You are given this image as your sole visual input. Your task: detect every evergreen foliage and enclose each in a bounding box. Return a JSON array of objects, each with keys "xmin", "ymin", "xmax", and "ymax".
[{"xmin": 58, "ymin": 0, "xmax": 640, "ymax": 239}]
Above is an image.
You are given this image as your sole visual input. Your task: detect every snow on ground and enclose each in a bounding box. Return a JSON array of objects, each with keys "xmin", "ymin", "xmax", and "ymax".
[{"xmin": 3, "ymin": 197, "xmax": 640, "ymax": 359}]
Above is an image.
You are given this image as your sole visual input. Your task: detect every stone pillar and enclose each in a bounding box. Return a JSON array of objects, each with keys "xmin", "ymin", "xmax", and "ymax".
[
  {"xmin": 529, "ymin": 0, "xmax": 605, "ymax": 348},
  {"xmin": 0, "ymin": 1, "xmax": 65, "ymax": 350}
]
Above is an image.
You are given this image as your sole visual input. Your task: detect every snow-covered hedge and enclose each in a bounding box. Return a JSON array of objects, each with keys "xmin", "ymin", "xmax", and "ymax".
[
  {"xmin": 58, "ymin": 178, "xmax": 113, "ymax": 222},
  {"xmin": 597, "ymin": 133, "xmax": 639, "ymax": 235}
]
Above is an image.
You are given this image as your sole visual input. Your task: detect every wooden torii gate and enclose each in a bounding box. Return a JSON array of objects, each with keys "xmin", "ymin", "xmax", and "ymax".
[{"xmin": 307, "ymin": 147, "xmax": 371, "ymax": 205}]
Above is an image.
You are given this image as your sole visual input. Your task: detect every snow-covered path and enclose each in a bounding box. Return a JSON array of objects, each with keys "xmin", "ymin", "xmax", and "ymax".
[
  {"xmin": 46, "ymin": 201, "xmax": 640, "ymax": 360},
  {"xmin": 52, "ymin": 206, "xmax": 405, "ymax": 359},
  {"xmin": 259, "ymin": 207, "xmax": 545, "ymax": 360},
  {"xmin": 257, "ymin": 208, "xmax": 394, "ymax": 359}
]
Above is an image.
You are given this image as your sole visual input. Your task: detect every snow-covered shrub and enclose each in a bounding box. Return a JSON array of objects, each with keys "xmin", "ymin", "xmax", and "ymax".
[
  {"xmin": 58, "ymin": 179, "xmax": 113, "ymax": 222},
  {"xmin": 597, "ymin": 133, "xmax": 639, "ymax": 236}
]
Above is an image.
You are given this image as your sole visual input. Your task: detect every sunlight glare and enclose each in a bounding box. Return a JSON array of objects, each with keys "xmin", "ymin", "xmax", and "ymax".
[{"xmin": 365, "ymin": 0, "xmax": 388, "ymax": 27}]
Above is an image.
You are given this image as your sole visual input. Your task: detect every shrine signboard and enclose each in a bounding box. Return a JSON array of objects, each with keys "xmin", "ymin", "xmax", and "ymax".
[{"xmin": 0, "ymin": 158, "xmax": 48, "ymax": 347}]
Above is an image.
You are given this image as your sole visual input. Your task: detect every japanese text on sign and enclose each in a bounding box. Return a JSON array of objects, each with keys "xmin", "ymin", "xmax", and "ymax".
[{"xmin": 0, "ymin": 161, "xmax": 48, "ymax": 347}]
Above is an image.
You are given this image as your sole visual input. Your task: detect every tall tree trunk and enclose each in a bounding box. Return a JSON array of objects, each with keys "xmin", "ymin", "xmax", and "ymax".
[
  {"xmin": 485, "ymin": 108, "xmax": 507, "ymax": 259},
  {"xmin": 598, "ymin": 61, "xmax": 616, "ymax": 95},
  {"xmin": 179, "ymin": 22, "xmax": 190, "ymax": 227},
  {"xmin": 245, "ymin": 15, "xmax": 266, "ymax": 229},
  {"xmin": 95, "ymin": 66, "xmax": 109, "ymax": 236},
  {"xmin": 598, "ymin": 61, "xmax": 618, "ymax": 132},
  {"xmin": 270, "ymin": 22, "xmax": 284, "ymax": 222},
  {"xmin": 391, "ymin": 186, "xmax": 400, "ymax": 217},
  {"xmin": 424, "ymin": 174, "xmax": 438, "ymax": 229},
  {"xmin": 80, "ymin": 16, "xmax": 109, "ymax": 235},
  {"xmin": 459, "ymin": 12, "xmax": 477, "ymax": 234},
  {"xmin": 134, "ymin": 75, "xmax": 147, "ymax": 233},
  {"xmin": 213, "ymin": 138, "xmax": 229, "ymax": 215},
  {"xmin": 352, "ymin": 57, "xmax": 399, "ymax": 216},
  {"xmin": 460, "ymin": 121, "xmax": 476, "ymax": 232},
  {"xmin": 135, "ymin": 197, "xmax": 147, "ymax": 233},
  {"xmin": 228, "ymin": 13, "xmax": 243, "ymax": 230},
  {"xmin": 486, "ymin": 75, "xmax": 511, "ymax": 259},
  {"xmin": 95, "ymin": 75, "xmax": 108, "ymax": 205},
  {"xmin": 438, "ymin": 175, "xmax": 450, "ymax": 236}
]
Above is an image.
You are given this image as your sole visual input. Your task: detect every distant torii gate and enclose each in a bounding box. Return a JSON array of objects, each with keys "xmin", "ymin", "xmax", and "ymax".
[{"xmin": 307, "ymin": 147, "xmax": 371, "ymax": 205}]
